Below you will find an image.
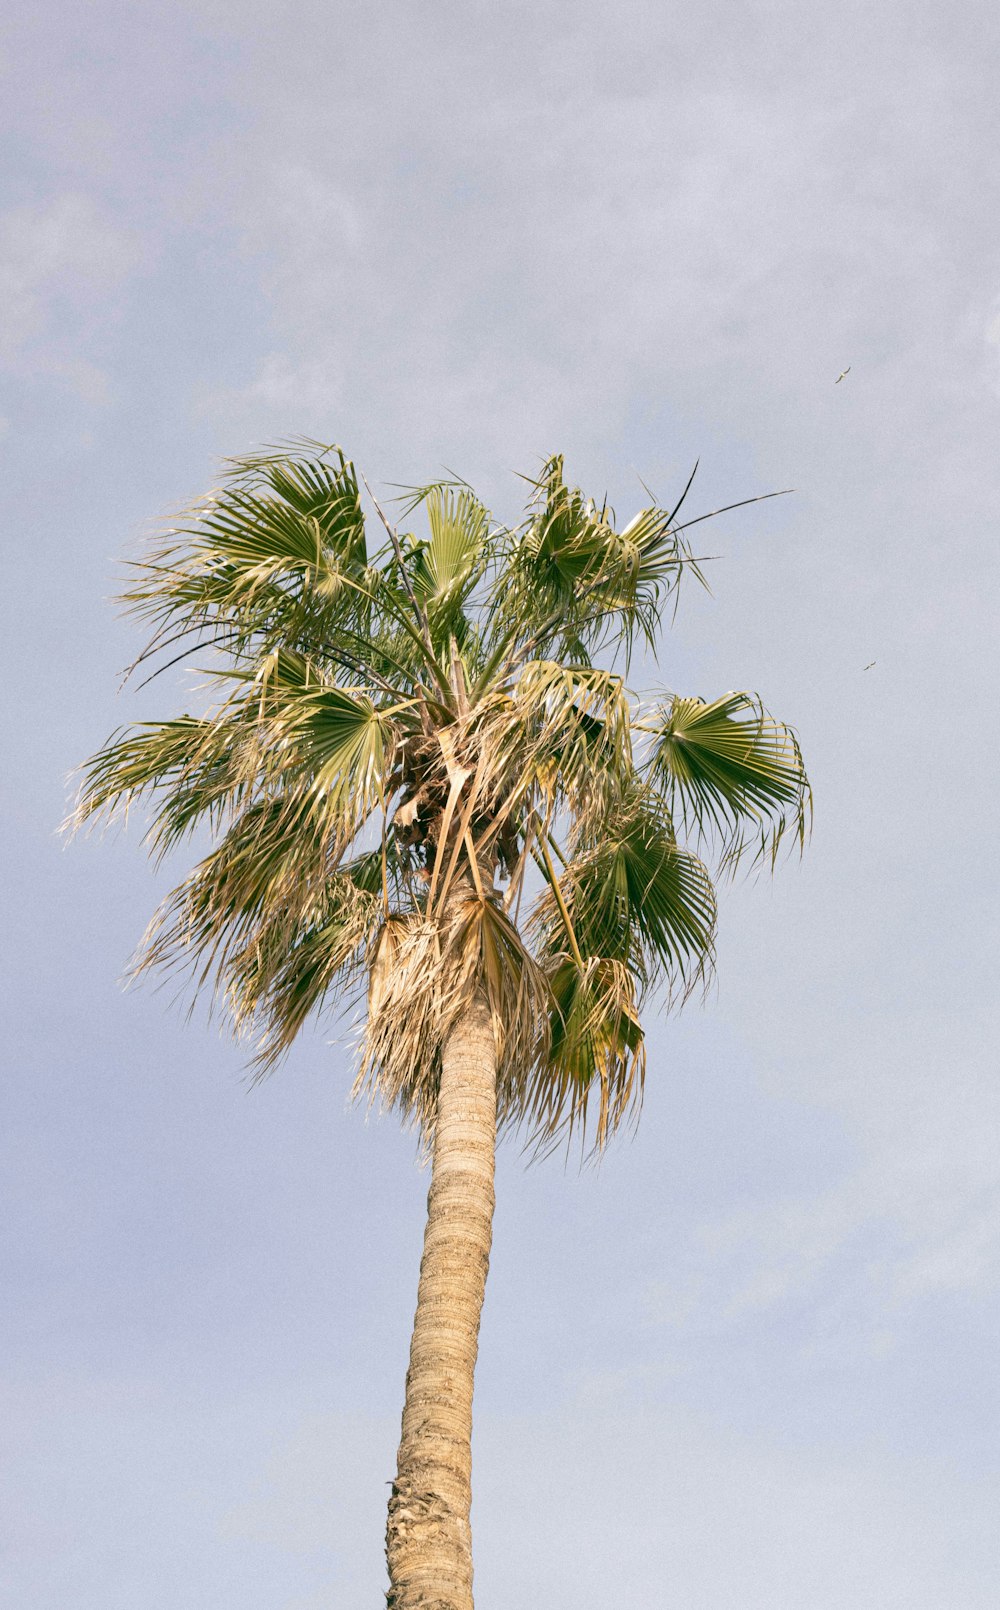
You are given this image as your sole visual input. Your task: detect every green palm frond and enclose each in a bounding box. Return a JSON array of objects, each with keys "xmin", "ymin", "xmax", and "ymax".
[
  {"xmin": 492, "ymin": 455, "xmax": 705, "ymax": 665},
  {"xmin": 226, "ymin": 851, "xmax": 389, "ymax": 1074},
  {"xmin": 241, "ymin": 648, "xmax": 410, "ymax": 843},
  {"xmin": 138, "ymin": 794, "xmax": 333, "ymax": 981},
  {"xmin": 496, "ymin": 455, "xmax": 621, "ymax": 648},
  {"xmin": 526, "ymin": 956, "xmax": 644, "ymax": 1155},
  {"xmin": 71, "ymin": 716, "xmax": 243, "ymax": 842},
  {"xmin": 646, "ymin": 691, "xmax": 811, "ymax": 868},
  {"xmin": 532, "ymin": 791, "xmax": 716, "ymax": 997},
  {"xmin": 514, "ymin": 659, "xmax": 633, "ymax": 808},
  {"xmin": 517, "ymin": 790, "xmax": 715, "ymax": 1152},
  {"xmin": 406, "ymin": 485, "xmax": 489, "ymax": 622},
  {"xmin": 121, "ymin": 446, "xmax": 371, "ymax": 667}
]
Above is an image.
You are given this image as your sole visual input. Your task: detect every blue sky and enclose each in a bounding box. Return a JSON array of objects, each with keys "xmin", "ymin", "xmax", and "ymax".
[{"xmin": 3, "ymin": 2, "xmax": 1000, "ymax": 1605}]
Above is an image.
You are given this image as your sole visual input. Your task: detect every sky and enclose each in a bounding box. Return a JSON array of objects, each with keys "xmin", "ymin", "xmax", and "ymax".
[{"xmin": 3, "ymin": 0, "xmax": 1000, "ymax": 1604}]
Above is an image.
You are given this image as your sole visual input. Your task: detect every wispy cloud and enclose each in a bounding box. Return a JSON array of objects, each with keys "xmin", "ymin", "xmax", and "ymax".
[
  {"xmin": 0, "ymin": 193, "xmax": 138, "ymax": 401},
  {"xmin": 194, "ymin": 2, "xmax": 997, "ymax": 486},
  {"xmin": 642, "ymin": 1018, "xmax": 1000, "ymax": 1361}
]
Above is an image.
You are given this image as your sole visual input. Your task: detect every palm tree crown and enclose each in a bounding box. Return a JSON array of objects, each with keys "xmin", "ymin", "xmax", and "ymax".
[{"xmin": 75, "ymin": 443, "xmax": 810, "ymax": 1153}]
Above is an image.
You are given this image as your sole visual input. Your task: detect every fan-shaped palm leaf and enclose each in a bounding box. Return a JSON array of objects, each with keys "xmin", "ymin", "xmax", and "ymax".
[
  {"xmin": 646, "ymin": 690, "xmax": 810, "ymax": 867},
  {"xmin": 406, "ymin": 484, "xmax": 490, "ymax": 624}
]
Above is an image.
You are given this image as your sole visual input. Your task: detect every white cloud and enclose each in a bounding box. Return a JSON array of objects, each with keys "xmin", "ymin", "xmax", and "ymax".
[
  {"xmin": 197, "ymin": 351, "xmax": 346, "ymax": 434},
  {"xmin": 639, "ymin": 1008, "xmax": 1000, "ymax": 1362},
  {"xmin": 0, "ymin": 193, "xmax": 138, "ymax": 398},
  {"xmin": 193, "ymin": 3, "xmax": 990, "ymax": 485}
]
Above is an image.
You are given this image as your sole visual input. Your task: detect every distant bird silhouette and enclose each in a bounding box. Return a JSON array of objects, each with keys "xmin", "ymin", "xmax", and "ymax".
[
  {"xmin": 836, "ymin": 367, "xmax": 851, "ymax": 384},
  {"xmin": 863, "ymin": 661, "xmax": 876, "ymax": 671}
]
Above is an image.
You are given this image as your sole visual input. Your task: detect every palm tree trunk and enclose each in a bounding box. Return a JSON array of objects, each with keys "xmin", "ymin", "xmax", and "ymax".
[{"xmin": 385, "ymin": 987, "xmax": 497, "ymax": 1610}]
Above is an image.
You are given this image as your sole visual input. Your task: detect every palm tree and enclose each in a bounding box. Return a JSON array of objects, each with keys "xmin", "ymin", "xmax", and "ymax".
[{"xmin": 73, "ymin": 443, "xmax": 810, "ymax": 1610}]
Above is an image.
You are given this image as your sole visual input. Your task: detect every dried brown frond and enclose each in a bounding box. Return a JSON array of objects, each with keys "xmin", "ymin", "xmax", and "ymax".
[{"xmin": 355, "ymin": 891, "xmax": 551, "ymax": 1142}]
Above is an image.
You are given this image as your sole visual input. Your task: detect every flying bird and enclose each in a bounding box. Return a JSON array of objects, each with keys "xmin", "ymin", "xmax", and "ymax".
[
  {"xmin": 863, "ymin": 661, "xmax": 876, "ymax": 671},
  {"xmin": 836, "ymin": 367, "xmax": 851, "ymax": 384}
]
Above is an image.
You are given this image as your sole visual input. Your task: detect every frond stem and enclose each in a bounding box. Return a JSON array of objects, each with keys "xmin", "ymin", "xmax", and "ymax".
[
  {"xmin": 536, "ymin": 836, "xmax": 586, "ymax": 972},
  {"xmin": 360, "ymin": 471, "xmax": 436, "ymax": 656}
]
